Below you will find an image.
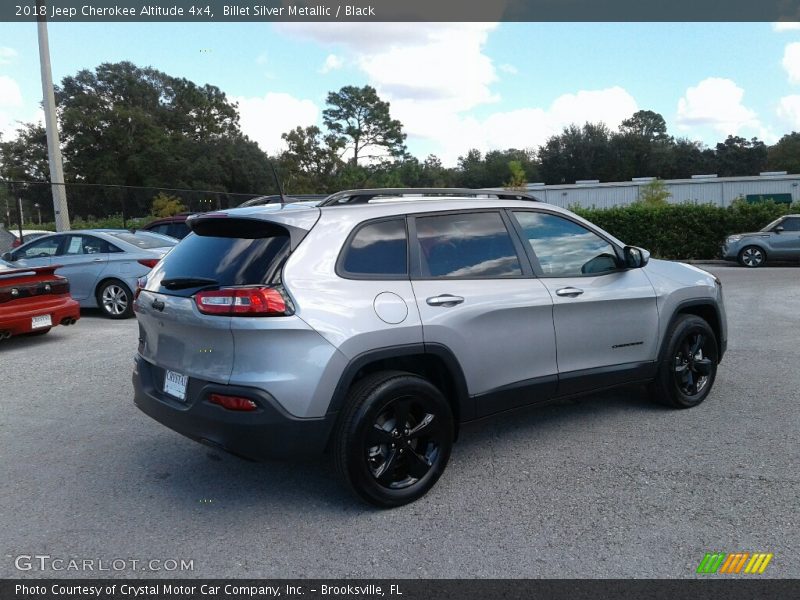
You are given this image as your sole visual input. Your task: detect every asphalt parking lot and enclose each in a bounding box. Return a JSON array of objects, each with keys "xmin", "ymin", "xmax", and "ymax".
[{"xmin": 1, "ymin": 264, "xmax": 798, "ymax": 579}]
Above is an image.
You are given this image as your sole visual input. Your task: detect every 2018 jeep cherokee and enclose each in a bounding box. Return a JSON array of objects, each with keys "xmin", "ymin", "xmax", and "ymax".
[{"xmin": 132, "ymin": 188, "xmax": 727, "ymax": 507}]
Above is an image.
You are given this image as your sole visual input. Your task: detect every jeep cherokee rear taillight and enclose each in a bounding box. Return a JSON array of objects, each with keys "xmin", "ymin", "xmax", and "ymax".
[{"xmin": 194, "ymin": 286, "xmax": 291, "ymax": 316}]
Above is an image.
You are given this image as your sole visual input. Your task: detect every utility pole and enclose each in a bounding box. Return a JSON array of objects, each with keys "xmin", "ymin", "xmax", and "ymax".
[{"xmin": 36, "ymin": 0, "xmax": 70, "ymax": 231}]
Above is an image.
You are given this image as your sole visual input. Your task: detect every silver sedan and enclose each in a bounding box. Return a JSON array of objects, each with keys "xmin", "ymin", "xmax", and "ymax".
[{"xmin": 1, "ymin": 229, "xmax": 176, "ymax": 318}]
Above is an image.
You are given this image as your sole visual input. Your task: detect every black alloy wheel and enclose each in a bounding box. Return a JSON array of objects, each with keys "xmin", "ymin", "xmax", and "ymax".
[
  {"xmin": 650, "ymin": 314, "xmax": 718, "ymax": 408},
  {"xmin": 334, "ymin": 371, "xmax": 454, "ymax": 507}
]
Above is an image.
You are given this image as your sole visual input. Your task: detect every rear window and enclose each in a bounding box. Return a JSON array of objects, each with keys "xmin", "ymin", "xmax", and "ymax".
[
  {"xmin": 147, "ymin": 232, "xmax": 290, "ymax": 297},
  {"xmin": 108, "ymin": 231, "xmax": 175, "ymax": 249}
]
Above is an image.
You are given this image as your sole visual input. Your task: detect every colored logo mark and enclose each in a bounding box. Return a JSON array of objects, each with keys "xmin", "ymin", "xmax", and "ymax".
[{"xmin": 697, "ymin": 552, "xmax": 773, "ymax": 574}]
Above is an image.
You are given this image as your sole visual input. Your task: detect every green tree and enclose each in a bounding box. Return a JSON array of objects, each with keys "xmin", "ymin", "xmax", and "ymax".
[
  {"xmin": 504, "ymin": 160, "xmax": 527, "ymax": 190},
  {"xmin": 767, "ymin": 132, "xmax": 800, "ymax": 174},
  {"xmin": 538, "ymin": 123, "xmax": 615, "ymax": 184},
  {"xmin": 322, "ymin": 85, "xmax": 407, "ymax": 164},
  {"xmin": 636, "ymin": 179, "xmax": 671, "ymax": 206},
  {"xmin": 151, "ymin": 192, "xmax": 187, "ymax": 217},
  {"xmin": 279, "ymin": 125, "xmax": 344, "ymax": 193},
  {"xmin": 613, "ymin": 110, "xmax": 674, "ymax": 180},
  {"xmin": 714, "ymin": 135, "xmax": 768, "ymax": 177}
]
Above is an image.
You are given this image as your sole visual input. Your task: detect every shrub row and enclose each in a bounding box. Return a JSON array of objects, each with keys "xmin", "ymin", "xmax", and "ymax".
[{"xmin": 572, "ymin": 201, "xmax": 799, "ymax": 260}]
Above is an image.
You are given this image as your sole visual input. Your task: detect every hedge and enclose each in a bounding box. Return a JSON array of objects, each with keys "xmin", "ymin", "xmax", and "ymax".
[{"xmin": 572, "ymin": 201, "xmax": 799, "ymax": 260}]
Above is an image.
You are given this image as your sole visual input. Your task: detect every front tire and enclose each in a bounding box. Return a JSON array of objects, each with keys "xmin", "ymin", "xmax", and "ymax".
[
  {"xmin": 650, "ymin": 315, "xmax": 718, "ymax": 409},
  {"xmin": 97, "ymin": 279, "xmax": 133, "ymax": 319},
  {"xmin": 334, "ymin": 371, "xmax": 454, "ymax": 508},
  {"xmin": 738, "ymin": 245, "xmax": 765, "ymax": 268}
]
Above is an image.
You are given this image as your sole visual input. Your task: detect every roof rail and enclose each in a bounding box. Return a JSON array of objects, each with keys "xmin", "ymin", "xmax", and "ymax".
[{"xmin": 319, "ymin": 187, "xmax": 542, "ymax": 206}]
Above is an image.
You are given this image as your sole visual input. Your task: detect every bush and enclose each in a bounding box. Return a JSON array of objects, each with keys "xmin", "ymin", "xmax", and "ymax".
[{"xmin": 573, "ymin": 200, "xmax": 795, "ymax": 260}]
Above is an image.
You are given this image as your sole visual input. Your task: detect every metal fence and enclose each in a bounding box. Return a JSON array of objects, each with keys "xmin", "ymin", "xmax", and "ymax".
[{"xmin": 0, "ymin": 179, "xmax": 270, "ymax": 231}]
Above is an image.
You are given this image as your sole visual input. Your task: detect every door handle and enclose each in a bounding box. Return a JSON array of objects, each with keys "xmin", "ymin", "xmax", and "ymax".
[
  {"xmin": 92, "ymin": 258, "xmax": 104, "ymax": 262},
  {"xmin": 426, "ymin": 294, "xmax": 464, "ymax": 307},
  {"xmin": 555, "ymin": 287, "xmax": 584, "ymax": 297}
]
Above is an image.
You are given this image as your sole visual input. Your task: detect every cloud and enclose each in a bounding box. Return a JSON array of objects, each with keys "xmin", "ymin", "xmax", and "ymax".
[
  {"xmin": 777, "ymin": 94, "xmax": 800, "ymax": 128},
  {"xmin": 319, "ymin": 53, "xmax": 343, "ymax": 74},
  {"xmin": 0, "ymin": 75, "xmax": 23, "ymax": 108},
  {"xmin": 233, "ymin": 92, "xmax": 318, "ymax": 154},
  {"xmin": 275, "ymin": 24, "xmax": 637, "ymax": 164},
  {"xmin": 0, "ymin": 76, "xmax": 25, "ymax": 140},
  {"xmin": 396, "ymin": 86, "xmax": 638, "ymax": 165},
  {"xmin": 0, "ymin": 47, "xmax": 17, "ymax": 65},
  {"xmin": 783, "ymin": 42, "xmax": 800, "ymax": 84},
  {"xmin": 676, "ymin": 77, "xmax": 760, "ymax": 136},
  {"xmin": 772, "ymin": 22, "xmax": 800, "ymax": 32}
]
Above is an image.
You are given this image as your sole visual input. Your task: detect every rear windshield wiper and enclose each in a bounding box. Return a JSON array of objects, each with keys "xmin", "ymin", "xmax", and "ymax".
[{"xmin": 161, "ymin": 277, "xmax": 219, "ymax": 290}]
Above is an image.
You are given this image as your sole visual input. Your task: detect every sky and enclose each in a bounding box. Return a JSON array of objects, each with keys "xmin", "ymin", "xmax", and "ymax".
[{"xmin": 2, "ymin": 21, "xmax": 800, "ymax": 166}]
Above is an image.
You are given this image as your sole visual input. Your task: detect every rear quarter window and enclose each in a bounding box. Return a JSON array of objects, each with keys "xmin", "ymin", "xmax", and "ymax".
[{"xmin": 338, "ymin": 218, "xmax": 408, "ymax": 278}]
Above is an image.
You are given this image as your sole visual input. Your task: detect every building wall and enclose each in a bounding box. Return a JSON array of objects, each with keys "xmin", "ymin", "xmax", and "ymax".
[{"xmin": 528, "ymin": 175, "xmax": 800, "ymax": 209}]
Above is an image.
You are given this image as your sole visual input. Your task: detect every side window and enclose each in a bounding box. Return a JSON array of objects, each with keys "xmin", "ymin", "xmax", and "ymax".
[
  {"xmin": 152, "ymin": 224, "xmax": 171, "ymax": 236},
  {"xmin": 169, "ymin": 223, "xmax": 190, "ymax": 239},
  {"xmin": 513, "ymin": 211, "xmax": 619, "ymax": 277},
  {"xmin": 340, "ymin": 218, "xmax": 408, "ymax": 277},
  {"xmin": 415, "ymin": 212, "xmax": 522, "ymax": 278},
  {"xmin": 63, "ymin": 235, "xmax": 110, "ymax": 255},
  {"xmin": 780, "ymin": 217, "xmax": 800, "ymax": 232},
  {"xmin": 18, "ymin": 236, "xmax": 62, "ymax": 259}
]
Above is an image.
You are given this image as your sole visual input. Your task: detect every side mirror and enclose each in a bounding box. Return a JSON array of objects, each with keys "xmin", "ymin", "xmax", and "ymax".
[
  {"xmin": 774, "ymin": 226, "xmax": 784, "ymax": 234},
  {"xmin": 623, "ymin": 246, "xmax": 650, "ymax": 268},
  {"xmin": 1, "ymin": 251, "xmax": 12, "ymax": 262}
]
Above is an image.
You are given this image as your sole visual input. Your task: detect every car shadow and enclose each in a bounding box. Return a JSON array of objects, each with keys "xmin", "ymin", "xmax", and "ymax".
[{"xmin": 124, "ymin": 384, "xmax": 663, "ymax": 513}]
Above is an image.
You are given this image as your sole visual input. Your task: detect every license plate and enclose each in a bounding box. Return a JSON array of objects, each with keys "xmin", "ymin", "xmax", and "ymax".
[
  {"xmin": 164, "ymin": 370, "xmax": 188, "ymax": 400},
  {"xmin": 31, "ymin": 314, "xmax": 52, "ymax": 329}
]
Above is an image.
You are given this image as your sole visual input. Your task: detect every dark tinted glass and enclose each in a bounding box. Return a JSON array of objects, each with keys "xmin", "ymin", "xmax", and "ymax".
[
  {"xmin": 108, "ymin": 231, "xmax": 175, "ymax": 249},
  {"xmin": 780, "ymin": 217, "xmax": 800, "ymax": 231},
  {"xmin": 416, "ymin": 212, "xmax": 522, "ymax": 278},
  {"xmin": 342, "ymin": 219, "xmax": 408, "ymax": 276},
  {"xmin": 147, "ymin": 233, "xmax": 290, "ymax": 297},
  {"xmin": 168, "ymin": 223, "xmax": 191, "ymax": 239},
  {"xmin": 513, "ymin": 211, "xmax": 618, "ymax": 277}
]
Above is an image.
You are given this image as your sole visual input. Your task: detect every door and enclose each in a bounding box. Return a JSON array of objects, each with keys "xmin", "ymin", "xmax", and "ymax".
[
  {"xmin": 54, "ymin": 234, "xmax": 110, "ymax": 300},
  {"xmin": 770, "ymin": 216, "xmax": 800, "ymax": 257},
  {"xmin": 510, "ymin": 210, "xmax": 659, "ymax": 396},
  {"xmin": 410, "ymin": 211, "xmax": 557, "ymax": 418}
]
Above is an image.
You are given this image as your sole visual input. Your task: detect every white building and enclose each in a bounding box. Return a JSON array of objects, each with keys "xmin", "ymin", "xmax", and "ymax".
[{"xmin": 525, "ymin": 172, "xmax": 800, "ymax": 209}]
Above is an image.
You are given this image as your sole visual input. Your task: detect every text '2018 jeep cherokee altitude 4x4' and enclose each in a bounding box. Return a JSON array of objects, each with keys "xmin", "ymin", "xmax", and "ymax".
[{"xmin": 132, "ymin": 188, "xmax": 727, "ymax": 507}]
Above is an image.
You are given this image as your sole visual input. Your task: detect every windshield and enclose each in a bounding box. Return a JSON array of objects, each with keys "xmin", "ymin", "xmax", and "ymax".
[{"xmin": 761, "ymin": 217, "xmax": 784, "ymax": 232}]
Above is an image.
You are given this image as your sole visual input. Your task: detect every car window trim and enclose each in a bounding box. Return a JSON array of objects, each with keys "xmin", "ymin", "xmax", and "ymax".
[
  {"xmin": 335, "ymin": 215, "xmax": 411, "ymax": 281},
  {"xmin": 508, "ymin": 208, "xmax": 627, "ymax": 279},
  {"xmin": 408, "ymin": 208, "xmax": 532, "ymax": 281}
]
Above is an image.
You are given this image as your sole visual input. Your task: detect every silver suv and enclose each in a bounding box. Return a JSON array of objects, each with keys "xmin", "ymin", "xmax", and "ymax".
[
  {"xmin": 721, "ymin": 214, "xmax": 800, "ymax": 267},
  {"xmin": 132, "ymin": 188, "xmax": 727, "ymax": 507}
]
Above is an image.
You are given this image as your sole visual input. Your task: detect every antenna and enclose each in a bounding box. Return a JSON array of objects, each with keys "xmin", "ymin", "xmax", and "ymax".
[{"xmin": 267, "ymin": 160, "xmax": 287, "ymax": 205}]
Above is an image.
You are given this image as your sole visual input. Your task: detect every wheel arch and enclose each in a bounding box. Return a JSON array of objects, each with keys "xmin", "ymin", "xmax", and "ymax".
[
  {"xmin": 658, "ymin": 300, "xmax": 724, "ymax": 363},
  {"xmin": 326, "ymin": 343, "xmax": 471, "ymax": 443},
  {"xmin": 95, "ymin": 276, "xmax": 133, "ymax": 299}
]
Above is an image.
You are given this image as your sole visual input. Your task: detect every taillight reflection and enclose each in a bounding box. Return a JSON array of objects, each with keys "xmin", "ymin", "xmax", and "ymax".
[{"xmin": 209, "ymin": 394, "xmax": 258, "ymax": 411}]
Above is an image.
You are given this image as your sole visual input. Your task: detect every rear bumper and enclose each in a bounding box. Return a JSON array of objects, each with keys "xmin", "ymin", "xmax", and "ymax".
[
  {"xmin": 0, "ymin": 297, "xmax": 80, "ymax": 337},
  {"xmin": 132, "ymin": 356, "xmax": 336, "ymax": 460}
]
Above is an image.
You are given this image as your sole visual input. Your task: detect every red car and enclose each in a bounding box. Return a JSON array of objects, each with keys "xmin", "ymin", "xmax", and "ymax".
[{"xmin": 0, "ymin": 258, "xmax": 80, "ymax": 340}]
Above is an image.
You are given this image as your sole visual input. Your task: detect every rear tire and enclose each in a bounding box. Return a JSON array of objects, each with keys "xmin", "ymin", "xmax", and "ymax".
[
  {"xmin": 334, "ymin": 371, "xmax": 454, "ymax": 508},
  {"xmin": 738, "ymin": 245, "xmax": 765, "ymax": 268},
  {"xmin": 97, "ymin": 279, "xmax": 133, "ymax": 319},
  {"xmin": 649, "ymin": 315, "xmax": 718, "ymax": 409}
]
